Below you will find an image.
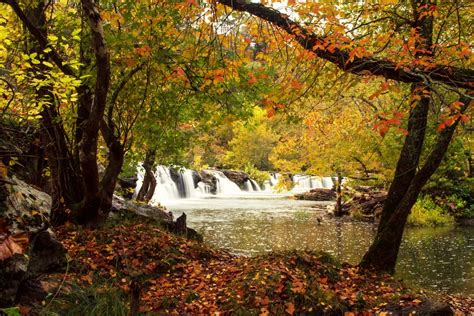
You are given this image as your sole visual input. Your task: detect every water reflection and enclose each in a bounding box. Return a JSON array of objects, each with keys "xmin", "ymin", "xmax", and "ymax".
[{"xmin": 167, "ymin": 197, "xmax": 473, "ymax": 295}]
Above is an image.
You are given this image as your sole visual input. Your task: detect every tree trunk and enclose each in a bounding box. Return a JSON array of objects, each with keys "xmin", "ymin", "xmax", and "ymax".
[
  {"xmin": 24, "ymin": 1, "xmax": 84, "ymax": 226},
  {"xmin": 360, "ymin": 100, "xmax": 468, "ymax": 272},
  {"xmin": 74, "ymin": 0, "xmax": 111, "ymax": 225},
  {"xmin": 98, "ymin": 125, "xmax": 124, "ymax": 221},
  {"xmin": 360, "ymin": 0, "xmax": 438, "ymax": 273},
  {"xmin": 137, "ymin": 149, "xmax": 156, "ymax": 202},
  {"xmin": 334, "ymin": 172, "xmax": 343, "ymax": 217}
]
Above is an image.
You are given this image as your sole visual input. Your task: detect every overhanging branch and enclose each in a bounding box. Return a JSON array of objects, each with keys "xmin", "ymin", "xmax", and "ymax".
[{"xmin": 217, "ymin": 0, "xmax": 474, "ymax": 90}]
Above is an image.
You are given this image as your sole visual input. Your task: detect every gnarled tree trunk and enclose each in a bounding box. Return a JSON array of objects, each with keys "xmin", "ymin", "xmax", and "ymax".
[{"xmin": 137, "ymin": 149, "xmax": 156, "ymax": 202}]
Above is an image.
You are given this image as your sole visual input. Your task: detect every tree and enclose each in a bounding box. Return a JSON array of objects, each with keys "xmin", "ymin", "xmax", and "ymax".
[{"xmin": 215, "ymin": 0, "xmax": 473, "ymax": 273}]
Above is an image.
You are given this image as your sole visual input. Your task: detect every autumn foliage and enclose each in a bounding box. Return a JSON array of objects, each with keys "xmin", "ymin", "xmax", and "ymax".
[{"xmin": 47, "ymin": 219, "xmax": 472, "ymax": 315}]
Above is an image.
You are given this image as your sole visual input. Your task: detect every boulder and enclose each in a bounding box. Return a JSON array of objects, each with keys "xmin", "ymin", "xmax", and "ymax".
[
  {"xmin": 294, "ymin": 188, "xmax": 336, "ymax": 201},
  {"xmin": 111, "ymin": 195, "xmax": 173, "ymax": 223},
  {"xmin": 198, "ymin": 171, "xmax": 218, "ymax": 195},
  {"xmin": 118, "ymin": 176, "xmax": 138, "ymax": 199},
  {"xmin": 192, "ymin": 171, "xmax": 202, "ymax": 189},
  {"xmin": 221, "ymin": 170, "xmax": 250, "ymax": 189},
  {"xmin": 0, "ymin": 175, "xmax": 66, "ymax": 307},
  {"xmin": 111, "ymin": 197, "xmax": 202, "ymax": 242}
]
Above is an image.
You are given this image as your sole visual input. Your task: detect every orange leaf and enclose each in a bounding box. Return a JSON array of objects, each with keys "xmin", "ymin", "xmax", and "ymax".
[
  {"xmin": 285, "ymin": 302, "xmax": 295, "ymax": 315},
  {"xmin": 0, "ymin": 232, "xmax": 29, "ymax": 261}
]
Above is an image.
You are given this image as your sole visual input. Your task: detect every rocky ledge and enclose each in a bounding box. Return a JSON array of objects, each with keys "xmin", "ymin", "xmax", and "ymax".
[{"xmin": 294, "ymin": 188, "xmax": 336, "ymax": 201}]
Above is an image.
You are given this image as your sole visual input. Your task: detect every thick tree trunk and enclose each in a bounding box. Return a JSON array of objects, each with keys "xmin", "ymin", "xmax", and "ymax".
[
  {"xmin": 360, "ymin": 0, "xmax": 442, "ymax": 273},
  {"xmin": 25, "ymin": 1, "xmax": 84, "ymax": 226},
  {"xmin": 74, "ymin": 0, "xmax": 111, "ymax": 225},
  {"xmin": 377, "ymin": 84, "xmax": 430, "ymax": 232},
  {"xmin": 136, "ymin": 149, "xmax": 156, "ymax": 202},
  {"xmin": 360, "ymin": 100, "xmax": 468, "ymax": 272}
]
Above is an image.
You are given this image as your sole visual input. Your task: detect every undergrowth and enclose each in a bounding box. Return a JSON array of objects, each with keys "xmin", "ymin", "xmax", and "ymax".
[{"xmin": 407, "ymin": 195, "xmax": 455, "ymax": 227}]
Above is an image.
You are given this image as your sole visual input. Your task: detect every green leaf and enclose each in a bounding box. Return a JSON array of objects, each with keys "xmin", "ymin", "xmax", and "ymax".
[{"xmin": 0, "ymin": 307, "xmax": 21, "ymax": 316}]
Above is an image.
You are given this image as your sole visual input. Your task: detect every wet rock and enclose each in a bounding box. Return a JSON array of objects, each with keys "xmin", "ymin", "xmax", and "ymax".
[
  {"xmin": 163, "ymin": 212, "xmax": 203, "ymax": 242},
  {"xmin": 192, "ymin": 171, "xmax": 202, "ymax": 189},
  {"xmin": 198, "ymin": 171, "xmax": 218, "ymax": 195},
  {"xmin": 221, "ymin": 170, "xmax": 250, "ymax": 189},
  {"xmin": 294, "ymin": 188, "xmax": 336, "ymax": 201}
]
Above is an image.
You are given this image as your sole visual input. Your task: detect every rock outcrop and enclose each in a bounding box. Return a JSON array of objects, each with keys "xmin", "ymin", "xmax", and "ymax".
[
  {"xmin": 0, "ymin": 175, "xmax": 66, "ymax": 307},
  {"xmin": 221, "ymin": 170, "xmax": 250, "ymax": 189},
  {"xmin": 294, "ymin": 188, "xmax": 336, "ymax": 201},
  {"xmin": 198, "ymin": 171, "xmax": 218, "ymax": 194},
  {"xmin": 112, "ymin": 195, "xmax": 173, "ymax": 222}
]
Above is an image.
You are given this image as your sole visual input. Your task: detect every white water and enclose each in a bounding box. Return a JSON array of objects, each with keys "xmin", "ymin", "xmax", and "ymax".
[
  {"xmin": 206, "ymin": 170, "xmax": 242, "ymax": 195},
  {"xmin": 135, "ymin": 165, "xmax": 335, "ymax": 206}
]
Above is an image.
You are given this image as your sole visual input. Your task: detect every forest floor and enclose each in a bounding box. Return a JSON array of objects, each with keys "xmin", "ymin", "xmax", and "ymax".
[{"xmin": 30, "ymin": 212, "xmax": 473, "ymax": 315}]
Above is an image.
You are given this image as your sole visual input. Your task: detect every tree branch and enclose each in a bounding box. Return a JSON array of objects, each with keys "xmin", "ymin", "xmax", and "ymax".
[{"xmin": 216, "ymin": 0, "xmax": 474, "ymax": 90}]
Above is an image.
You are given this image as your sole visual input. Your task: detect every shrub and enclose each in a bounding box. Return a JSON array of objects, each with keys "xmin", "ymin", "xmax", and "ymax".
[
  {"xmin": 407, "ymin": 195, "xmax": 455, "ymax": 227},
  {"xmin": 243, "ymin": 163, "xmax": 270, "ymax": 186}
]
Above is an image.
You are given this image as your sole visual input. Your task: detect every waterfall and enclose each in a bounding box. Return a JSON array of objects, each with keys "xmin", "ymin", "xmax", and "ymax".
[
  {"xmin": 292, "ymin": 175, "xmax": 312, "ymax": 192},
  {"xmin": 310, "ymin": 176, "xmax": 323, "ymax": 189},
  {"xmin": 243, "ymin": 180, "xmax": 252, "ymax": 191},
  {"xmin": 244, "ymin": 179, "xmax": 262, "ymax": 191},
  {"xmin": 292, "ymin": 174, "xmax": 332, "ymax": 192},
  {"xmin": 250, "ymin": 179, "xmax": 261, "ymax": 191},
  {"xmin": 135, "ymin": 164, "xmax": 333, "ymax": 204},
  {"xmin": 207, "ymin": 170, "xmax": 242, "ymax": 195},
  {"xmin": 322, "ymin": 177, "xmax": 334, "ymax": 189},
  {"xmin": 180, "ymin": 169, "xmax": 197, "ymax": 198}
]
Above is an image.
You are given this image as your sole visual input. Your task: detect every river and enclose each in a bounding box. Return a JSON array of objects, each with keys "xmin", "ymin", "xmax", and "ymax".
[{"xmin": 163, "ymin": 193, "xmax": 474, "ymax": 296}]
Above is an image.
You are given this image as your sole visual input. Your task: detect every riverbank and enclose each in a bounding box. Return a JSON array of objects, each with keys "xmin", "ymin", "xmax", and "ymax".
[{"xmin": 17, "ymin": 214, "xmax": 471, "ymax": 315}]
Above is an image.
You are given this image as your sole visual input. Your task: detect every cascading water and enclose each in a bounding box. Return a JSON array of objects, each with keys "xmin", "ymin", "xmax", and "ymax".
[
  {"xmin": 322, "ymin": 177, "xmax": 334, "ymax": 189},
  {"xmin": 207, "ymin": 170, "xmax": 242, "ymax": 195},
  {"xmin": 150, "ymin": 166, "xmax": 181, "ymax": 204},
  {"xmin": 249, "ymin": 179, "xmax": 261, "ymax": 191},
  {"xmin": 292, "ymin": 175, "xmax": 333, "ymax": 192},
  {"xmin": 135, "ymin": 165, "xmax": 335, "ymax": 205},
  {"xmin": 243, "ymin": 179, "xmax": 262, "ymax": 191}
]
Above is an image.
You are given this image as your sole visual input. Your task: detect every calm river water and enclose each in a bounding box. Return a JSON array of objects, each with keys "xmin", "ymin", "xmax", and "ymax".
[{"xmin": 164, "ymin": 194, "xmax": 473, "ymax": 295}]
